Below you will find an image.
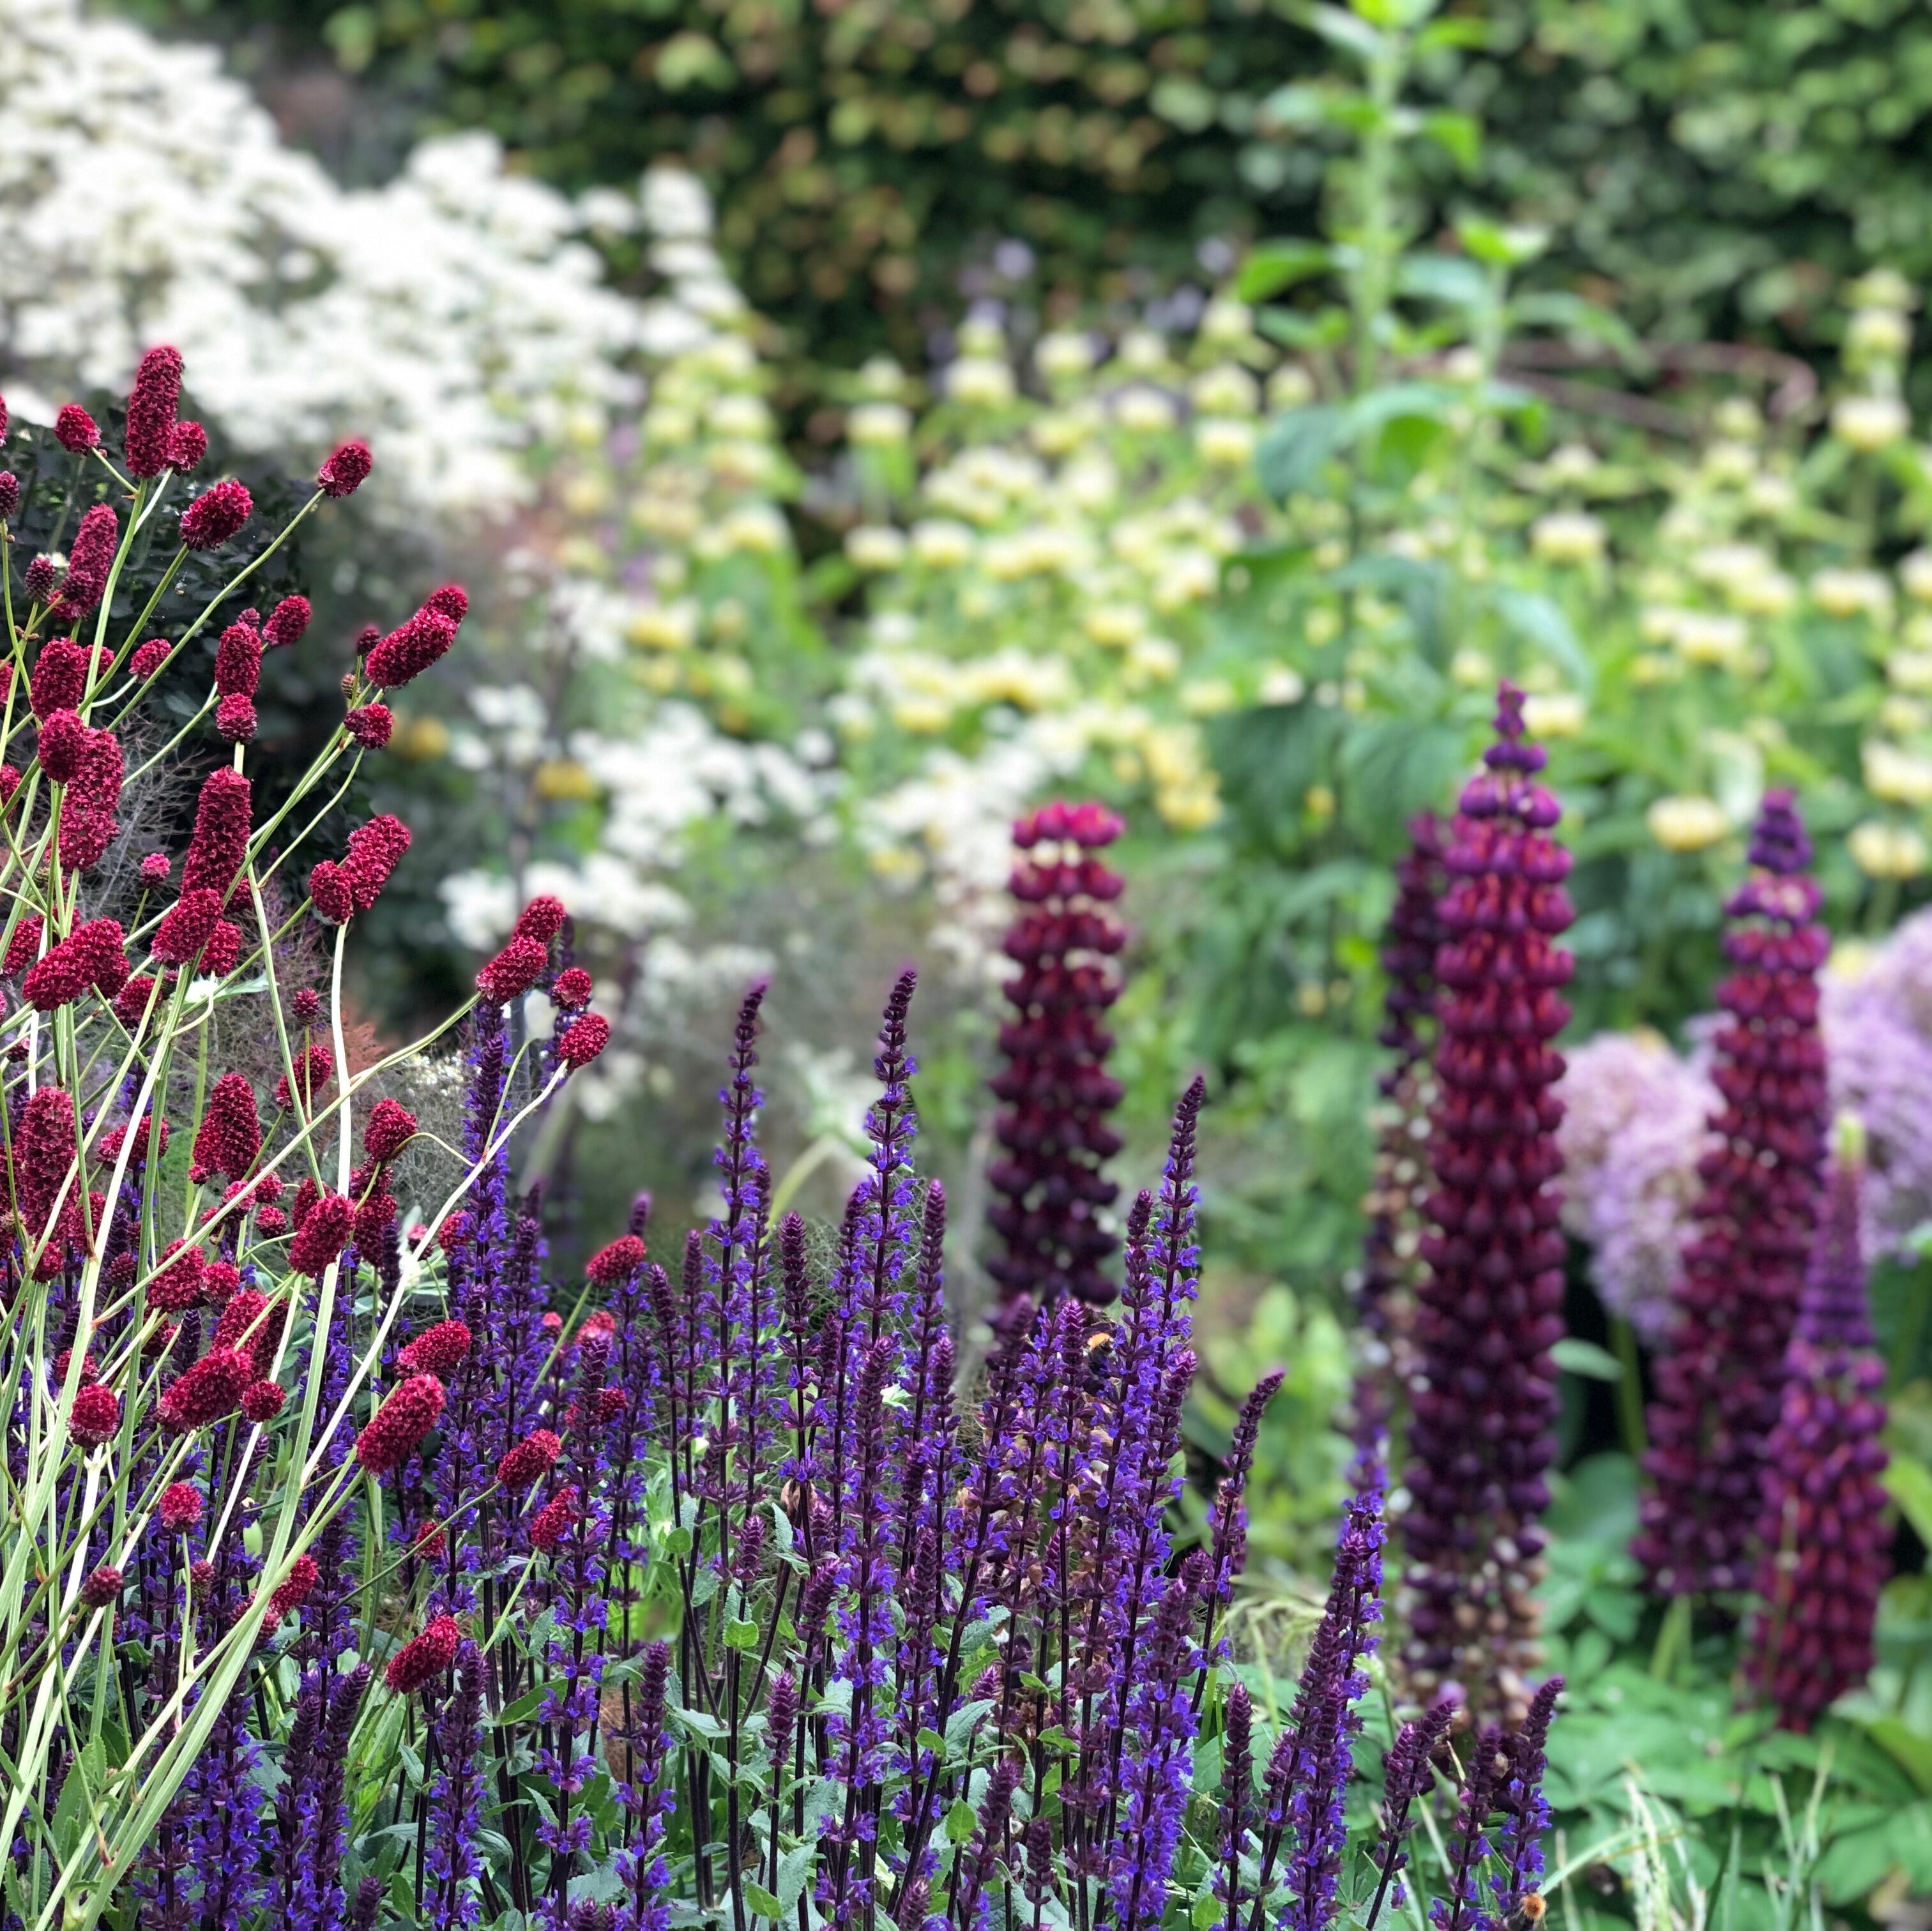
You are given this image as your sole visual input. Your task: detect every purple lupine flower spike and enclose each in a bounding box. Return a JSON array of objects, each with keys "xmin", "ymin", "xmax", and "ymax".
[
  {"xmin": 1745, "ymin": 1128, "xmax": 1890, "ymax": 1729},
  {"xmin": 1404, "ymin": 684, "xmax": 1573, "ymax": 1726},
  {"xmin": 986, "ymin": 798, "xmax": 1128, "ymax": 1328},
  {"xmin": 1355, "ymin": 812, "xmax": 1446, "ymax": 1464},
  {"xmin": 1636, "ymin": 787, "xmax": 1830, "ymax": 1596}
]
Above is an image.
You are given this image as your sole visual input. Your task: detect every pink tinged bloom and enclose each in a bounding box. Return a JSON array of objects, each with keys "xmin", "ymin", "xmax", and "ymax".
[
  {"xmin": 179, "ymin": 767, "xmax": 252, "ymax": 898},
  {"xmin": 423, "ymin": 584, "xmax": 468, "ymax": 623},
  {"xmin": 178, "ymin": 479, "xmax": 252, "ymax": 550},
  {"xmin": 194, "ymin": 1073, "xmax": 261, "ymax": 1181},
  {"xmin": 363, "ymin": 1099, "xmax": 418, "ymax": 1162},
  {"xmin": 131, "ymin": 638, "xmax": 171, "ymax": 681},
  {"xmin": 80, "ymin": 1566, "xmax": 123, "ymax": 1610},
  {"xmin": 99, "ymin": 1114, "xmax": 167, "ymax": 1167},
  {"xmin": 202, "ymin": 1259, "xmax": 240, "ymax": 1303},
  {"xmin": 288, "ymin": 1192, "xmax": 354, "ymax": 1275},
  {"xmin": 55, "ymin": 405, "xmax": 99, "ymax": 452},
  {"xmin": 511, "ymin": 893, "xmax": 566, "ymax": 946},
  {"xmin": 527, "ymin": 1485, "xmax": 579, "ymax": 1552},
  {"xmin": 22, "ymin": 556, "xmax": 55, "ymax": 601},
  {"xmin": 3, "ymin": 916, "xmax": 43, "ymax": 974},
  {"xmin": 397, "ymin": 1320, "xmax": 471, "ymax": 1377},
  {"xmin": 308, "ymin": 860, "xmax": 354, "ymax": 925},
  {"xmin": 557, "ymin": 1013, "xmax": 610, "ymax": 1068},
  {"xmin": 262, "ymin": 596, "xmax": 310, "ymax": 647},
  {"xmin": 344, "ymin": 702, "xmax": 392, "ymax": 749},
  {"xmin": 355, "ymin": 1373, "xmax": 446, "ymax": 1474},
  {"xmin": 475, "ymin": 934, "xmax": 547, "ymax": 1004},
  {"xmin": 22, "ymin": 943, "xmax": 89, "ymax": 1012},
  {"xmin": 59, "ymin": 728, "xmax": 124, "ymax": 874},
  {"xmin": 215, "ymin": 621, "xmax": 262, "ymax": 697},
  {"xmin": 112, "ymin": 975, "xmax": 157, "ymax": 1027},
  {"xmin": 586, "ymin": 1234, "xmax": 646, "ymax": 1285},
  {"xmin": 0, "ymin": 474, "xmax": 17, "ymax": 519},
  {"xmin": 68, "ymin": 1382, "xmax": 121, "ymax": 1448},
  {"xmin": 15, "ymin": 1086, "xmax": 79, "ymax": 1242},
  {"xmin": 124, "ymin": 345, "xmax": 183, "ymax": 478},
  {"xmin": 32, "ymin": 637, "xmax": 91, "ymax": 719},
  {"xmin": 291, "ymin": 988, "xmax": 324, "ymax": 1025},
  {"xmin": 241, "ymin": 1380, "xmax": 286, "ymax": 1423},
  {"xmin": 552, "ymin": 966, "xmax": 593, "ymax": 1010},
  {"xmin": 148, "ymin": 1241, "xmax": 209, "ymax": 1313},
  {"xmin": 268, "ymin": 1552, "xmax": 318, "ymax": 1617},
  {"xmin": 255, "ymin": 1206, "xmax": 288, "ymax": 1236},
  {"xmin": 202, "ymin": 919, "xmax": 242, "ymax": 978},
  {"xmin": 215, "ymin": 694, "xmax": 257, "ymax": 743},
  {"xmin": 343, "ymin": 814, "xmax": 410, "ymax": 911},
  {"xmin": 73, "ymin": 918, "xmax": 130, "ymax": 995},
  {"xmin": 158, "ymin": 1481, "xmax": 202, "ymax": 1531},
  {"xmin": 212, "ymin": 1288, "xmax": 276, "ymax": 1358},
  {"xmin": 158, "ymin": 1348, "xmax": 252, "ymax": 1432},
  {"xmin": 37, "ymin": 709, "xmax": 89, "ymax": 785},
  {"xmin": 274, "ymin": 1044, "xmax": 334, "ymax": 1113},
  {"xmin": 58, "ymin": 506, "xmax": 119, "ymax": 613},
  {"xmin": 363, "ymin": 607, "xmax": 457, "ymax": 688},
  {"xmin": 317, "ymin": 439, "xmax": 373, "ymax": 497},
  {"xmin": 385, "ymin": 1612, "xmax": 460, "ymax": 1694},
  {"xmin": 152, "ymin": 888, "xmax": 224, "ymax": 965},
  {"xmin": 166, "ymin": 421, "xmax": 207, "ymax": 473},
  {"xmin": 353, "ymin": 1191, "xmax": 397, "ymax": 1254},
  {"xmin": 495, "ymin": 1428, "xmax": 561, "ymax": 1490}
]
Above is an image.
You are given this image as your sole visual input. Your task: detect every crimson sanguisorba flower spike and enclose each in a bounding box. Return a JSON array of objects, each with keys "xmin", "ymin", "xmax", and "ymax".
[
  {"xmin": 1403, "ymin": 683, "xmax": 1573, "ymax": 1726},
  {"xmin": 1635, "ymin": 787, "xmax": 1830, "ymax": 1596},
  {"xmin": 1744, "ymin": 1133, "xmax": 1889, "ymax": 1730},
  {"xmin": 1355, "ymin": 810, "xmax": 1447, "ymax": 1464},
  {"xmin": 985, "ymin": 799, "xmax": 1127, "ymax": 1324}
]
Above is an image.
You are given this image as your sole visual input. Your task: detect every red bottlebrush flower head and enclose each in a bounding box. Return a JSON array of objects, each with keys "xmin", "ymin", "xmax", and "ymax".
[
  {"xmin": 397, "ymin": 1319, "xmax": 470, "ymax": 1377},
  {"xmin": 354, "ymin": 1373, "xmax": 446, "ymax": 1474},
  {"xmin": 22, "ymin": 556, "xmax": 56, "ymax": 602},
  {"xmin": 22, "ymin": 941, "xmax": 90, "ymax": 1013},
  {"xmin": 0, "ymin": 764, "xmax": 18, "ymax": 801},
  {"xmin": 540, "ymin": 1311, "xmax": 563, "ymax": 1334},
  {"xmin": 57, "ymin": 505, "xmax": 118, "ymax": 614},
  {"xmin": 55, "ymin": 404, "xmax": 100, "ymax": 452},
  {"xmin": 3, "ymin": 915, "xmax": 43, "ymax": 974},
  {"xmin": 33, "ymin": 637, "xmax": 91, "ymax": 718},
  {"xmin": 353, "ymin": 1190, "xmax": 397, "ymax": 1255},
  {"xmin": 308, "ymin": 861, "xmax": 354, "ymax": 925},
  {"xmin": 586, "ymin": 1234, "xmax": 646, "ymax": 1285},
  {"xmin": 343, "ymin": 814, "xmax": 410, "ymax": 912},
  {"xmin": 125, "ymin": 345, "xmax": 183, "ymax": 478},
  {"xmin": 194, "ymin": 1073, "xmax": 261, "ymax": 1181},
  {"xmin": 36, "ymin": 709, "xmax": 88, "ymax": 785},
  {"xmin": 53, "ymin": 1349, "xmax": 98, "ymax": 1386},
  {"xmin": 317, "ymin": 439, "xmax": 374, "ymax": 498},
  {"xmin": 158, "ymin": 1481, "xmax": 203, "ymax": 1531},
  {"xmin": 1403, "ymin": 683, "xmax": 1574, "ymax": 1725},
  {"xmin": 149, "ymin": 1240, "xmax": 209, "ymax": 1313},
  {"xmin": 289, "ymin": 1192, "xmax": 354, "ymax": 1275},
  {"xmin": 255, "ymin": 1205, "xmax": 288, "ymax": 1236},
  {"xmin": 385, "ymin": 1612, "xmax": 459, "ymax": 1694},
  {"xmin": 166, "ymin": 420, "xmax": 207, "ymax": 473},
  {"xmin": 70, "ymin": 918, "xmax": 128, "ymax": 996},
  {"xmin": 557, "ymin": 1013, "xmax": 610, "ymax": 1068},
  {"xmin": 579, "ymin": 1307, "xmax": 616, "ymax": 1337},
  {"xmin": 268, "ymin": 1552, "xmax": 318, "ymax": 1617},
  {"xmin": 179, "ymin": 479, "xmax": 252, "ymax": 550},
  {"xmin": 68, "ymin": 1382, "xmax": 121, "ymax": 1448},
  {"xmin": 424, "ymin": 584, "xmax": 469, "ymax": 623},
  {"xmin": 291, "ymin": 988, "xmax": 325, "ymax": 1026},
  {"xmin": 153, "ymin": 888, "xmax": 223, "ymax": 965},
  {"xmin": 527, "ymin": 1484, "xmax": 579, "ymax": 1552},
  {"xmin": 412, "ymin": 1522, "xmax": 447, "ymax": 1563},
  {"xmin": 139, "ymin": 852, "xmax": 171, "ymax": 886},
  {"xmin": 363, "ymin": 607, "xmax": 457, "ymax": 688},
  {"xmin": 131, "ymin": 638, "xmax": 171, "ymax": 681},
  {"xmin": 496, "ymin": 1428, "xmax": 561, "ymax": 1490},
  {"xmin": 188, "ymin": 1559, "xmax": 215, "ymax": 1589},
  {"xmin": 1744, "ymin": 1137, "xmax": 1890, "ymax": 1732},
  {"xmin": 438, "ymin": 1211, "xmax": 473, "ymax": 1252},
  {"xmin": 0, "ymin": 474, "xmax": 17, "ymax": 520},
  {"xmin": 512, "ymin": 894, "xmax": 567, "ymax": 946},
  {"xmin": 476, "ymin": 934, "xmax": 547, "ymax": 1004},
  {"xmin": 112, "ymin": 975, "xmax": 158, "ymax": 1027},
  {"xmin": 363, "ymin": 1099, "xmax": 418, "ymax": 1163},
  {"xmin": 213, "ymin": 1291, "xmax": 273, "ymax": 1365},
  {"xmin": 202, "ymin": 1259, "xmax": 241, "ymax": 1304},
  {"xmin": 595, "ymin": 1386, "xmax": 628, "ymax": 1423},
  {"xmin": 100, "ymin": 1114, "xmax": 165, "ymax": 1169},
  {"xmin": 158, "ymin": 1348, "xmax": 251, "ymax": 1433},
  {"xmin": 202, "ymin": 918, "xmax": 241, "ymax": 978},
  {"xmin": 344, "ymin": 702, "xmax": 393, "ymax": 750},
  {"xmin": 215, "ymin": 695, "xmax": 256, "ymax": 743},
  {"xmin": 215, "ymin": 620, "xmax": 262, "ymax": 697},
  {"xmin": 79, "ymin": 1565, "xmax": 123, "ymax": 1610},
  {"xmin": 15, "ymin": 1085, "xmax": 78, "ymax": 1238},
  {"xmin": 552, "ymin": 966, "xmax": 593, "ymax": 1010},
  {"xmin": 290, "ymin": 1175, "xmax": 321, "ymax": 1230},
  {"xmin": 180, "ymin": 767, "xmax": 252, "ymax": 898},
  {"xmin": 241, "ymin": 1379, "xmax": 287, "ymax": 1423},
  {"xmin": 1636, "ymin": 788, "xmax": 1830, "ymax": 1600},
  {"xmin": 985, "ymin": 800, "xmax": 1127, "ymax": 1318},
  {"xmin": 263, "ymin": 596, "xmax": 311, "ymax": 648}
]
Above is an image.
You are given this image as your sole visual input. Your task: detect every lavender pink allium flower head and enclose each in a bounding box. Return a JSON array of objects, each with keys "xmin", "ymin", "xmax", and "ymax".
[
  {"xmin": 1402, "ymin": 684, "xmax": 1573, "ymax": 1725},
  {"xmin": 1636, "ymin": 788, "xmax": 1829, "ymax": 1596}
]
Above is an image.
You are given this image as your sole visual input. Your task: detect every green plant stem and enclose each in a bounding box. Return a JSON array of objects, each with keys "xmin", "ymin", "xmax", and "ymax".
[{"xmin": 1608, "ymin": 1315, "xmax": 1648, "ymax": 1460}]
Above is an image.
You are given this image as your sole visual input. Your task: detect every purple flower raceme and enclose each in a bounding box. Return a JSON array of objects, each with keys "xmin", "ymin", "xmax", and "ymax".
[
  {"xmin": 984, "ymin": 798, "xmax": 1127, "ymax": 1329},
  {"xmin": 1745, "ymin": 1127, "xmax": 1891, "ymax": 1730},
  {"xmin": 1636, "ymin": 790, "xmax": 1830, "ymax": 1596},
  {"xmin": 1403, "ymin": 685, "xmax": 1574, "ymax": 1725}
]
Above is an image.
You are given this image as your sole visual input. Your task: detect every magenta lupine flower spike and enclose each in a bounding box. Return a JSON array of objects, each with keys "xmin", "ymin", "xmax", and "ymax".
[
  {"xmin": 985, "ymin": 798, "xmax": 1128, "ymax": 1325},
  {"xmin": 1635, "ymin": 787, "xmax": 1830, "ymax": 1596},
  {"xmin": 1744, "ymin": 1125, "xmax": 1890, "ymax": 1729},
  {"xmin": 1403, "ymin": 684, "xmax": 1574, "ymax": 1725},
  {"xmin": 1355, "ymin": 810, "xmax": 1447, "ymax": 1462}
]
